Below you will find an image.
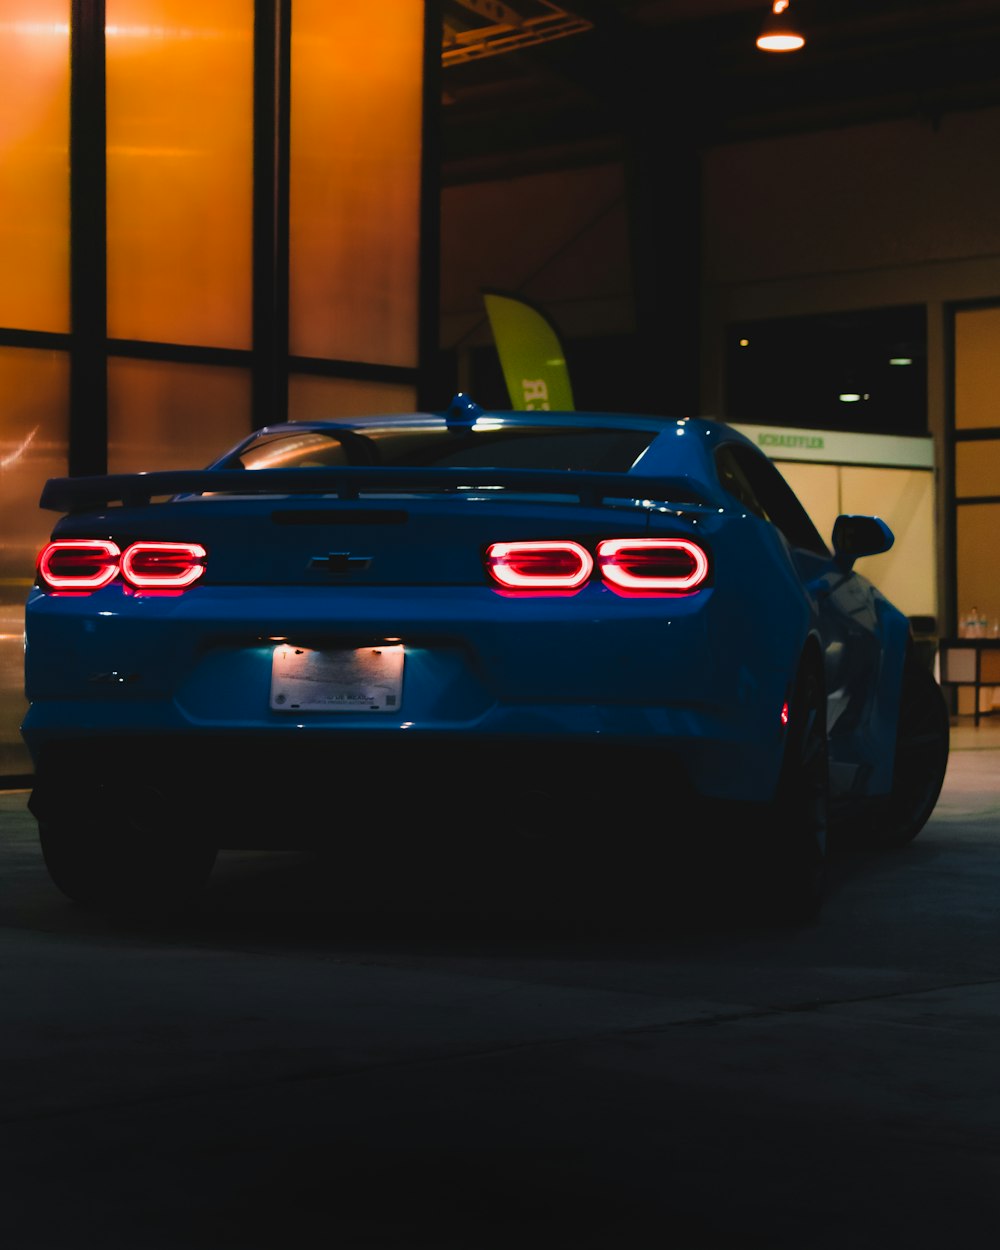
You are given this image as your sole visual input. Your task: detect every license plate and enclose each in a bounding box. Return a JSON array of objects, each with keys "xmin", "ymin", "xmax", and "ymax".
[{"xmin": 270, "ymin": 644, "xmax": 404, "ymax": 712}]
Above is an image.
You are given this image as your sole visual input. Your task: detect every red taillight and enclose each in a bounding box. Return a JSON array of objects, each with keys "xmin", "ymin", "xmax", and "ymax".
[
  {"xmin": 120, "ymin": 541, "xmax": 207, "ymax": 589},
  {"xmin": 485, "ymin": 540, "xmax": 593, "ymax": 589},
  {"xmin": 36, "ymin": 539, "xmax": 207, "ymax": 593},
  {"xmin": 596, "ymin": 538, "xmax": 709, "ymax": 592},
  {"xmin": 485, "ymin": 537, "xmax": 710, "ymax": 594},
  {"xmin": 37, "ymin": 540, "xmax": 121, "ymax": 590}
]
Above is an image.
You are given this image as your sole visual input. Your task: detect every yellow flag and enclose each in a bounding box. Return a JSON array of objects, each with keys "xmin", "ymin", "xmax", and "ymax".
[{"xmin": 482, "ymin": 290, "xmax": 575, "ymax": 412}]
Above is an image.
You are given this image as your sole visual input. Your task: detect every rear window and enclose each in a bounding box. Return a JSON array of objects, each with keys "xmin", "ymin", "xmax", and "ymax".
[{"xmin": 225, "ymin": 426, "xmax": 655, "ymax": 474}]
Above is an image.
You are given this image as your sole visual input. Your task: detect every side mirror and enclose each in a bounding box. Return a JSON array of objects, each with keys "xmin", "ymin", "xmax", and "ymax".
[{"xmin": 831, "ymin": 514, "xmax": 894, "ymax": 570}]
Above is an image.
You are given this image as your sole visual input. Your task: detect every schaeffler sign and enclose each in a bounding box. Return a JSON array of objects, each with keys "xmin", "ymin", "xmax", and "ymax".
[{"xmin": 729, "ymin": 423, "xmax": 934, "ymax": 469}]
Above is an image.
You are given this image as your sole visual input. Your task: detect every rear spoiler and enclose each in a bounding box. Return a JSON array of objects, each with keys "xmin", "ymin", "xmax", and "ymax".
[{"xmin": 40, "ymin": 466, "xmax": 719, "ymax": 513}]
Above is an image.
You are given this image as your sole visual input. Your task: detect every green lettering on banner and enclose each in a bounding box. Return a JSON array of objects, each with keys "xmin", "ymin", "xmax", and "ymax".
[
  {"xmin": 482, "ymin": 290, "xmax": 575, "ymax": 411},
  {"xmin": 521, "ymin": 378, "xmax": 551, "ymax": 411},
  {"xmin": 758, "ymin": 433, "xmax": 824, "ymax": 450}
]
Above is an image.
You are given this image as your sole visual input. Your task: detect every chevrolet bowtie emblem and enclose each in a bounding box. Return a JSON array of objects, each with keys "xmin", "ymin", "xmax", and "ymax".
[{"xmin": 309, "ymin": 551, "xmax": 372, "ymax": 574}]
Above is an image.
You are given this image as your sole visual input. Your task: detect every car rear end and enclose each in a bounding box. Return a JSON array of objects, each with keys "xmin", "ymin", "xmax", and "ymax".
[{"xmin": 22, "ymin": 417, "xmax": 805, "ymax": 849}]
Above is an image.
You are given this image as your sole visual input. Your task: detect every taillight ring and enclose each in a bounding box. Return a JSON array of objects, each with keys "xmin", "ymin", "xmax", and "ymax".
[
  {"xmin": 36, "ymin": 540, "xmax": 121, "ymax": 590},
  {"xmin": 596, "ymin": 538, "xmax": 709, "ymax": 592},
  {"xmin": 485, "ymin": 540, "xmax": 594, "ymax": 589},
  {"xmin": 120, "ymin": 541, "xmax": 207, "ymax": 589}
]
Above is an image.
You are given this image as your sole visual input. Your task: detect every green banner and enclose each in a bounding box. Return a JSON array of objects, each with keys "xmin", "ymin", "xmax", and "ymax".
[{"xmin": 482, "ymin": 290, "xmax": 575, "ymax": 411}]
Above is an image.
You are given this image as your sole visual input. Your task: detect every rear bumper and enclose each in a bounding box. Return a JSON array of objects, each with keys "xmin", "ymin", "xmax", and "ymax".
[
  {"xmin": 21, "ymin": 679, "xmax": 786, "ymax": 819},
  {"xmin": 26, "ymin": 731, "xmax": 717, "ymax": 852},
  {"xmin": 22, "ymin": 582, "xmax": 794, "ymax": 813}
]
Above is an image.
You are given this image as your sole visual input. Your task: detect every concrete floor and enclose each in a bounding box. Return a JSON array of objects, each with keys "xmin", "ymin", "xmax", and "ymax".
[{"xmin": 0, "ymin": 722, "xmax": 998, "ymax": 1249}]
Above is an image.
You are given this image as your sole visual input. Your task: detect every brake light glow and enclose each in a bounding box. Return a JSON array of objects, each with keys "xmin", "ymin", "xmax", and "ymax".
[
  {"xmin": 596, "ymin": 538, "xmax": 709, "ymax": 592},
  {"xmin": 37, "ymin": 540, "xmax": 121, "ymax": 590},
  {"xmin": 36, "ymin": 539, "xmax": 207, "ymax": 593},
  {"xmin": 119, "ymin": 541, "xmax": 207, "ymax": 588},
  {"xmin": 485, "ymin": 536, "xmax": 710, "ymax": 594},
  {"xmin": 485, "ymin": 540, "xmax": 593, "ymax": 589}
]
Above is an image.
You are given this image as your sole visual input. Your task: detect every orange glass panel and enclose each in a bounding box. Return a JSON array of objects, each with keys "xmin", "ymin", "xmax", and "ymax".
[
  {"xmin": 108, "ymin": 358, "xmax": 251, "ymax": 472},
  {"xmin": 105, "ymin": 1, "xmax": 253, "ymax": 348},
  {"xmin": 955, "ymin": 307, "xmax": 1000, "ymax": 430},
  {"xmin": 0, "ymin": 347, "xmax": 69, "ymax": 775},
  {"xmin": 955, "ymin": 502, "xmax": 1000, "ymax": 715},
  {"xmin": 957, "ymin": 502, "xmax": 1000, "ymax": 630},
  {"xmin": 954, "ymin": 307, "xmax": 1000, "ymax": 716},
  {"xmin": 956, "ymin": 438, "xmax": 1000, "ymax": 498},
  {"xmin": 289, "ymin": 0, "xmax": 424, "ymax": 367},
  {"xmin": 0, "ymin": 2, "xmax": 70, "ymax": 332},
  {"xmin": 288, "ymin": 375, "xmax": 417, "ymax": 421},
  {"xmin": 0, "ymin": 346, "xmax": 69, "ymax": 577}
]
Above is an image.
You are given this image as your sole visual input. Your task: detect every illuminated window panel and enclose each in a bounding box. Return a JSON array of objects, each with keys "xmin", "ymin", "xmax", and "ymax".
[
  {"xmin": 955, "ymin": 501, "xmax": 1000, "ymax": 715},
  {"xmin": 107, "ymin": 358, "xmax": 251, "ymax": 473},
  {"xmin": 288, "ymin": 374, "xmax": 417, "ymax": 422},
  {"xmin": 955, "ymin": 307, "xmax": 1000, "ymax": 430},
  {"xmin": 289, "ymin": 0, "xmax": 423, "ymax": 368},
  {"xmin": 956, "ymin": 438, "xmax": 1000, "ymax": 499},
  {"xmin": 0, "ymin": 346, "xmax": 70, "ymax": 577},
  {"xmin": 0, "ymin": 346, "xmax": 69, "ymax": 776},
  {"xmin": 957, "ymin": 502, "xmax": 1000, "ymax": 630},
  {"xmin": 0, "ymin": 1, "xmax": 70, "ymax": 333},
  {"xmin": 105, "ymin": 1, "xmax": 253, "ymax": 348}
]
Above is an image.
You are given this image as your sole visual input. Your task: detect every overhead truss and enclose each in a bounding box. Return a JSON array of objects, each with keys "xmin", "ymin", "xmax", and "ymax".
[{"xmin": 442, "ymin": 0, "xmax": 594, "ymax": 66}]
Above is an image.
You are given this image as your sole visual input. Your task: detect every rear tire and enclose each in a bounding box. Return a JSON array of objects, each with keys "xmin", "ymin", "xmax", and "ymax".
[
  {"xmin": 758, "ymin": 658, "xmax": 830, "ymax": 924},
  {"xmin": 874, "ymin": 661, "xmax": 950, "ymax": 848},
  {"xmin": 38, "ymin": 820, "xmax": 217, "ymax": 917}
]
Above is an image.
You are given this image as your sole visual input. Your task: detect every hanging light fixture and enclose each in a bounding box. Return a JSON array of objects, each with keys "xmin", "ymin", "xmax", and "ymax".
[{"xmin": 756, "ymin": 0, "xmax": 805, "ymax": 52}]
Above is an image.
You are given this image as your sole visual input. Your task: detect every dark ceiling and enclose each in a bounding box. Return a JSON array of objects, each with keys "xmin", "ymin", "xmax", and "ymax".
[{"xmin": 439, "ymin": 0, "xmax": 1000, "ymax": 182}]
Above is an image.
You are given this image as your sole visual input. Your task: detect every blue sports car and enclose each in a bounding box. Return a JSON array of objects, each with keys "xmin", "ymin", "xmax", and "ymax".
[{"xmin": 21, "ymin": 395, "xmax": 950, "ymax": 921}]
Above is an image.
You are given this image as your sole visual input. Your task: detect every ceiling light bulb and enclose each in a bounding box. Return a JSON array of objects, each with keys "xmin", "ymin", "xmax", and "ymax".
[{"xmin": 757, "ymin": 0, "xmax": 805, "ymax": 52}]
